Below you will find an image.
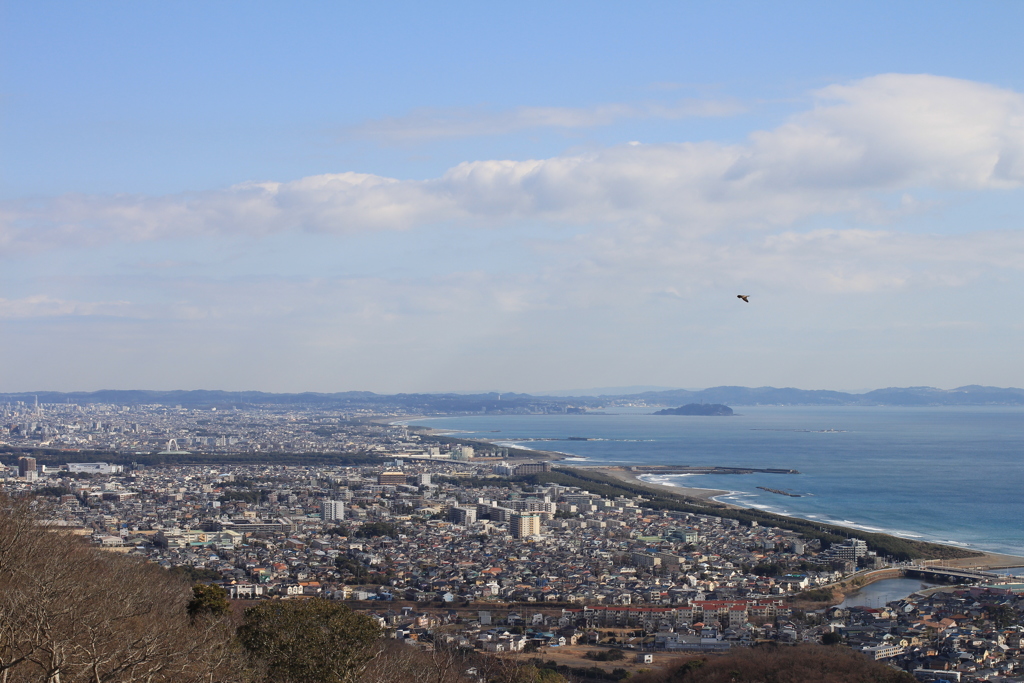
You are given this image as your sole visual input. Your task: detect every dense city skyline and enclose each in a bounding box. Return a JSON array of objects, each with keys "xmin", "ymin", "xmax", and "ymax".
[{"xmin": 3, "ymin": 2, "xmax": 1023, "ymax": 393}]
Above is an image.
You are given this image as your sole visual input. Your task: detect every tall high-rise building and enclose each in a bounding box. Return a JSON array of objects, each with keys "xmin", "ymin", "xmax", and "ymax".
[
  {"xmin": 322, "ymin": 500, "xmax": 345, "ymax": 522},
  {"xmin": 830, "ymin": 538, "xmax": 868, "ymax": 560},
  {"xmin": 512, "ymin": 462, "xmax": 551, "ymax": 476},
  {"xmin": 17, "ymin": 456, "xmax": 37, "ymax": 481},
  {"xmin": 511, "ymin": 512, "xmax": 542, "ymax": 539},
  {"xmin": 449, "ymin": 506, "xmax": 477, "ymax": 525},
  {"xmin": 378, "ymin": 471, "xmax": 407, "ymax": 485},
  {"xmin": 450, "ymin": 446, "xmax": 473, "ymax": 461}
]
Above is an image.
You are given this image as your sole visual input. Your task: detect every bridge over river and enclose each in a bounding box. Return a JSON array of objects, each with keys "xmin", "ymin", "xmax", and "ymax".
[{"xmin": 903, "ymin": 565, "xmax": 1004, "ymax": 583}]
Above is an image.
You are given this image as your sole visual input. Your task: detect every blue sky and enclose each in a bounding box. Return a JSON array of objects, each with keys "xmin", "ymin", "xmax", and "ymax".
[{"xmin": 2, "ymin": 1, "xmax": 1024, "ymax": 393}]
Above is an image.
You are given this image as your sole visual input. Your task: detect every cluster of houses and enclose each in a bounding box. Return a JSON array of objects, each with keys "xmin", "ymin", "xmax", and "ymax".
[{"xmin": 823, "ymin": 584, "xmax": 1024, "ymax": 681}]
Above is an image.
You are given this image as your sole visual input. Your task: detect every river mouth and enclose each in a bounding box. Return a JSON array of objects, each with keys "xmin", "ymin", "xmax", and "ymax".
[{"xmin": 837, "ymin": 577, "xmax": 939, "ymax": 608}]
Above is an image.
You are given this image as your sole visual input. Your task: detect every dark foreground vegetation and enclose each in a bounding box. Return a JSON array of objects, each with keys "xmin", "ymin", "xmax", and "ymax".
[
  {"xmin": 0, "ymin": 495, "xmax": 238, "ymax": 682},
  {"xmin": 528, "ymin": 468, "xmax": 978, "ymax": 561},
  {"xmin": 629, "ymin": 645, "xmax": 915, "ymax": 683}
]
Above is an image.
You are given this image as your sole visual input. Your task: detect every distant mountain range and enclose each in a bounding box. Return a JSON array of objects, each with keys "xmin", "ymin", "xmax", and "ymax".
[
  {"xmin": 2, "ymin": 385, "xmax": 1024, "ymax": 410},
  {"xmin": 629, "ymin": 385, "xmax": 1024, "ymax": 407}
]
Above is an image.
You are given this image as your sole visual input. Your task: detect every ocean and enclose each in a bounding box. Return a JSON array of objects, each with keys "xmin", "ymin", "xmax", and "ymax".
[{"xmin": 409, "ymin": 406, "xmax": 1024, "ymax": 557}]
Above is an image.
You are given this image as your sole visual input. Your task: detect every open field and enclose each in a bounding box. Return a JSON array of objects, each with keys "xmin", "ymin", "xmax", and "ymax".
[{"xmin": 496, "ymin": 645, "xmax": 687, "ymax": 677}]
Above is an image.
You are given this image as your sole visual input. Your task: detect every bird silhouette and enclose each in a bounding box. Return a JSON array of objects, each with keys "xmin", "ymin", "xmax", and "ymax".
[{"xmin": 737, "ymin": 295, "xmax": 750, "ymax": 303}]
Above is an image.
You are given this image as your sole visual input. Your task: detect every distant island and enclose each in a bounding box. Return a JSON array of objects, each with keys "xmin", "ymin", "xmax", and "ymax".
[{"xmin": 653, "ymin": 403, "xmax": 734, "ymax": 416}]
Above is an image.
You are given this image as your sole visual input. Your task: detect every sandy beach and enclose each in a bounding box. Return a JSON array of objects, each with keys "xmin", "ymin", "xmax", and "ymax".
[
  {"xmin": 567, "ymin": 464, "xmax": 1024, "ymax": 571},
  {"xmin": 933, "ymin": 552, "xmax": 1024, "ymax": 570},
  {"xmin": 574, "ymin": 464, "xmax": 736, "ymax": 504}
]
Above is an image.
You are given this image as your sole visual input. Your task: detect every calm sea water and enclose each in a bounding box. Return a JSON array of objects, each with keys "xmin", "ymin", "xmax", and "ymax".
[{"xmin": 411, "ymin": 406, "xmax": 1024, "ymax": 556}]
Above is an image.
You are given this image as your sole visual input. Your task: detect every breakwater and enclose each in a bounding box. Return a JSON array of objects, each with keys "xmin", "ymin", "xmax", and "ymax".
[
  {"xmin": 629, "ymin": 465, "xmax": 801, "ymax": 475},
  {"xmin": 757, "ymin": 486, "xmax": 801, "ymax": 497}
]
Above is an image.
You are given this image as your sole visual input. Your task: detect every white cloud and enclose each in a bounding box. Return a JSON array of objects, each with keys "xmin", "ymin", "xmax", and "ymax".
[
  {"xmin": 345, "ymin": 99, "xmax": 744, "ymax": 142},
  {"xmin": 732, "ymin": 73, "xmax": 1024, "ymax": 191},
  {"xmin": 0, "ymin": 295, "xmax": 131, "ymax": 319},
  {"xmin": 1, "ymin": 74, "xmax": 1022, "ymax": 256}
]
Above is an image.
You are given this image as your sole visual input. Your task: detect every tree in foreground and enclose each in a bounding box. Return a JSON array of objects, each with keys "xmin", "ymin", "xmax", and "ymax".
[
  {"xmin": 0, "ymin": 494, "xmax": 241, "ymax": 683},
  {"xmin": 188, "ymin": 582, "xmax": 232, "ymax": 620},
  {"xmin": 237, "ymin": 599, "xmax": 381, "ymax": 683}
]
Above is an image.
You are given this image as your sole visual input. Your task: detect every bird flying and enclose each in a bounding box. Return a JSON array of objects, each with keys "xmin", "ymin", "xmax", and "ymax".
[{"xmin": 737, "ymin": 295, "xmax": 750, "ymax": 302}]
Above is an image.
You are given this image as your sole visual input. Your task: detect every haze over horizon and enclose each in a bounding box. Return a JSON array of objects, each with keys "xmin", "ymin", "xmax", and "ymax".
[
  {"xmin": 3, "ymin": 2, "xmax": 1024, "ymax": 394},
  {"xmin": 3, "ymin": 384, "xmax": 1023, "ymax": 403}
]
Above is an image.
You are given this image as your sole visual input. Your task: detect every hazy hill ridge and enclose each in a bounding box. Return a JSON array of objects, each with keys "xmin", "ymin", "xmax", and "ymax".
[
  {"xmin": 2, "ymin": 385, "xmax": 1023, "ymax": 410},
  {"xmin": 631, "ymin": 384, "xmax": 1024, "ymax": 406}
]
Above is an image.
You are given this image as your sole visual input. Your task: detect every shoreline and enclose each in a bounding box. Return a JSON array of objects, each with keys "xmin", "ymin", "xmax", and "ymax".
[
  {"xmin": 571, "ymin": 464, "xmax": 737, "ymax": 504},
  {"xmin": 566, "ymin": 464, "xmax": 1024, "ymax": 570},
  {"xmin": 395, "ymin": 417, "xmax": 1024, "ymax": 570}
]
